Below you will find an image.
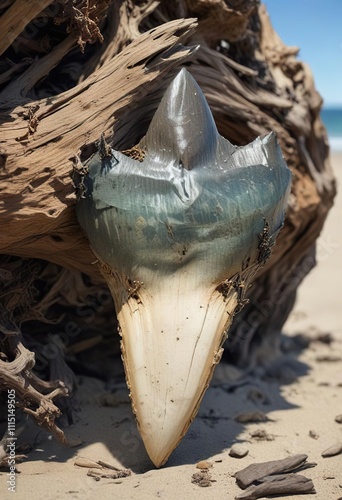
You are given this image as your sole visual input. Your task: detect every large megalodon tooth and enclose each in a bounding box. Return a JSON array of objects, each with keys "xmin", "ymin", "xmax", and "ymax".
[{"xmin": 76, "ymin": 68, "xmax": 291, "ymax": 467}]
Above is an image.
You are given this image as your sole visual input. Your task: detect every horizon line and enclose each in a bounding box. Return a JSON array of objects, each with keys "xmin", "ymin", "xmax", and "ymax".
[{"xmin": 323, "ymin": 103, "xmax": 342, "ymax": 108}]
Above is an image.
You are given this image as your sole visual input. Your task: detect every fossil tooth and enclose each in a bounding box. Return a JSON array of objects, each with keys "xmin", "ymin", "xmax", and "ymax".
[{"xmin": 76, "ymin": 68, "xmax": 291, "ymax": 467}]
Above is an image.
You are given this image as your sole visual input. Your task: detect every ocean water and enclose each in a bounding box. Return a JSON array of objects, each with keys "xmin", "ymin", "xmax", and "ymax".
[{"xmin": 321, "ymin": 108, "xmax": 342, "ymax": 151}]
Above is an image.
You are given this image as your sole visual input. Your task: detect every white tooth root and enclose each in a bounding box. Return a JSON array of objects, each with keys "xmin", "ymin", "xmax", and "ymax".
[{"xmin": 107, "ymin": 277, "xmax": 238, "ymax": 467}]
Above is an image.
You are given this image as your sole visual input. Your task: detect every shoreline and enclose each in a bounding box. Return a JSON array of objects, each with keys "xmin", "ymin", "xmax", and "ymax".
[{"xmin": 329, "ymin": 139, "xmax": 342, "ymax": 152}]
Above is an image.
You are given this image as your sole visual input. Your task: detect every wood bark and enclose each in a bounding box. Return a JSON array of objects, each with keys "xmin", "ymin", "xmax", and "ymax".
[
  {"xmin": 0, "ymin": 0, "xmax": 337, "ymax": 440},
  {"xmin": 235, "ymin": 474, "xmax": 315, "ymax": 499},
  {"xmin": 0, "ymin": 11, "xmax": 197, "ymax": 278},
  {"xmin": 234, "ymin": 454, "xmax": 316, "ymax": 499},
  {"xmin": 234, "ymin": 454, "xmax": 312, "ymax": 488}
]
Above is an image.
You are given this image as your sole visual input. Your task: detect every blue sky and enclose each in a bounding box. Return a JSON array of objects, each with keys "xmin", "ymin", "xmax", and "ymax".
[{"xmin": 265, "ymin": 0, "xmax": 342, "ymax": 107}]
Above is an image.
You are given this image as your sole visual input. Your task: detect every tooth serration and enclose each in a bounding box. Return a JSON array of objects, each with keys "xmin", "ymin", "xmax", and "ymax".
[{"xmin": 76, "ymin": 68, "xmax": 291, "ymax": 467}]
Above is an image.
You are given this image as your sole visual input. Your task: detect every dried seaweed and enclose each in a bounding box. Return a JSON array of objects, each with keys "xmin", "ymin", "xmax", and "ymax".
[{"xmin": 54, "ymin": 0, "xmax": 110, "ymax": 52}]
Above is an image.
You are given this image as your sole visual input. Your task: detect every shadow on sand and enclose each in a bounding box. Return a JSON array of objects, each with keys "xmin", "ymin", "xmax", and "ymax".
[{"xmin": 1, "ymin": 331, "xmax": 313, "ymax": 474}]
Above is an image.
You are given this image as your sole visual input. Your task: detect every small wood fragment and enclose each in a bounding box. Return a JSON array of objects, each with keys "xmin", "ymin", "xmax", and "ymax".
[
  {"xmin": 196, "ymin": 460, "xmax": 213, "ymax": 469},
  {"xmin": 87, "ymin": 468, "xmax": 131, "ymax": 479},
  {"xmin": 97, "ymin": 460, "xmax": 129, "ymax": 471},
  {"xmin": 316, "ymin": 354, "xmax": 342, "ymax": 362},
  {"xmin": 235, "ymin": 473, "xmax": 315, "ymax": 499},
  {"xmin": 87, "ymin": 469, "xmax": 105, "ymax": 476},
  {"xmin": 75, "ymin": 455, "xmax": 132, "ymax": 479},
  {"xmin": 229, "ymin": 444, "xmax": 249, "ymax": 459},
  {"xmin": 234, "ymin": 411, "xmax": 269, "ymax": 423},
  {"xmin": 321, "ymin": 442, "xmax": 342, "ymax": 458},
  {"xmin": 74, "ymin": 457, "xmax": 103, "ymax": 469},
  {"xmin": 234, "ymin": 454, "xmax": 308, "ymax": 489},
  {"xmin": 87, "ymin": 470, "xmax": 101, "ymax": 481}
]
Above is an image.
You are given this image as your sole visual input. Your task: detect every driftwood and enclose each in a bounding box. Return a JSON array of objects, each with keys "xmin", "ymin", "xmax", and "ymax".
[
  {"xmin": 234, "ymin": 455, "xmax": 316, "ymax": 499},
  {"xmin": 234, "ymin": 454, "xmax": 313, "ymax": 488},
  {"xmin": 87, "ymin": 468, "xmax": 131, "ymax": 480},
  {"xmin": 235, "ymin": 474, "xmax": 315, "ymax": 500},
  {"xmin": 321, "ymin": 442, "xmax": 342, "ymax": 458},
  {"xmin": 0, "ymin": 0, "xmax": 336, "ymax": 443},
  {"xmin": 74, "ymin": 456, "xmax": 131, "ymax": 480},
  {"xmin": 0, "ymin": 15, "xmax": 197, "ymax": 277},
  {"xmin": 0, "ymin": 334, "xmax": 68, "ymax": 441}
]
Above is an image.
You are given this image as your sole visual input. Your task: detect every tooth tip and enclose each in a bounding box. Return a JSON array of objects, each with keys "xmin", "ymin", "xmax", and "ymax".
[
  {"xmin": 143, "ymin": 436, "xmax": 176, "ymax": 469},
  {"xmin": 136, "ymin": 401, "xmax": 194, "ymax": 468},
  {"xmin": 142, "ymin": 68, "xmax": 218, "ymax": 168}
]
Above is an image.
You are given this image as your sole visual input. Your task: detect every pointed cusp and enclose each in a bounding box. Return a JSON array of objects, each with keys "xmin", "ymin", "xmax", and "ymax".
[{"xmin": 141, "ymin": 68, "xmax": 228, "ymax": 170}]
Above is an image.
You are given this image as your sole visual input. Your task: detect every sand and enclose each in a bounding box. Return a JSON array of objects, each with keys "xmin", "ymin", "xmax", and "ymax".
[{"xmin": 1, "ymin": 153, "xmax": 341, "ymax": 500}]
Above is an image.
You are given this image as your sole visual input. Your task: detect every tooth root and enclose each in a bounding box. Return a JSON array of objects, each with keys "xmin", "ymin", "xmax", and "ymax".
[{"xmin": 106, "ymin": 275, "xmax": 238, "ymax": 467}]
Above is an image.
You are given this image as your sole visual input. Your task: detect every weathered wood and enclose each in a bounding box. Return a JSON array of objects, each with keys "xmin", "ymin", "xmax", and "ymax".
[
  {"xmin": 0, "ymin": 0, "xmax": 54, "ymax": 55},
  {"xmin": 235, "ymin": 474, "xmax": 315, "ymax": 500},
  {"xmin": 0, "ymin": 335, "xmax": 68, "ymax": 441},
  {"xmin": 86, "ymin": 467, "xmax": 131, "ymax": 479},
  {"xmin": 234, "ymin": 454, "xmax": 309, "ymax": 489},
  {"xmin": 0, "ymin": 18, "xmax": 197, "ymax": 279},
  {"xmin": 321, "ymin": 442, "xmax": 342, "ymax": 458}
]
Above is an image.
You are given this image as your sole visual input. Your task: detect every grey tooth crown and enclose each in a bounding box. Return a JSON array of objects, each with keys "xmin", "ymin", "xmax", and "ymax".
[{"xmin": 77, "ymin": 69, "xmax": 291, "ymax": 287}]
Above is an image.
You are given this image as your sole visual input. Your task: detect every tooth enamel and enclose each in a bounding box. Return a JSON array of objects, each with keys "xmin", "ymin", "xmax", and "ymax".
[{"xmin": 76, "ymin": 68, "xmax": 291, "ymax": 467}]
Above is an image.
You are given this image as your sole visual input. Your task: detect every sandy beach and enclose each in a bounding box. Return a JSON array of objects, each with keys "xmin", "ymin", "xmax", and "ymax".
[{"xmin": 1, "ymin": 153, "xmax": 341, "ymax": 500}]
